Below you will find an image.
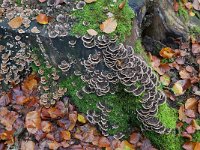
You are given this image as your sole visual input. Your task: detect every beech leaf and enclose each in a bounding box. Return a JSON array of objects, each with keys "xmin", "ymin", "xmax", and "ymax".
[
  {"xmin": 100, "ymin": 18, "xmax": 117, "ymax": 34},
  {"xmin": 8, "ymin": 17, "xmax": 23, "ymax": 29}
]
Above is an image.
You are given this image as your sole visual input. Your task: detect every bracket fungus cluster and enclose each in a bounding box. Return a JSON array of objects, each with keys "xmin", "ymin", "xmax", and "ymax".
[
  {"xmin": 80, "ymin": 34, "xmax": 171, "ymax": 134},
  {"xmin": 86, "ymin": 101, "xmax": 111, "ymax": 137},
  {"xmin": 0, "ymin": 34, "xmax": 31, "ymax": 91}
]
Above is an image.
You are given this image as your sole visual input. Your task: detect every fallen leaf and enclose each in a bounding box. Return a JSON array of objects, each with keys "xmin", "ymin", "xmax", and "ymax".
[
  {"xmin": 84, "ymin": 0, "xmax": 96, "ymax": 3},
  {"xmin": 68, "ymin": 112, "xmax": 77, "ymax": 131},
  {"xmin": 179, "ymin": 105, "xmax": 187, "ymax": 121},
  {"xmin": 159, "ymin": 47, "xmax": 175, "ymax": 59},
  {"xmin": 36, "ymin": 14, "xmax": 49, "ymax": 25},
  {"xmin": 182, "ymin": 142, "xmax": 196, "ymax": 150},
  {"xmin": 61, "ymin": 131, "xmax": 71, "ymax": 141},
  {"xmin": 22, "ymin": 74, "xmax": 38, "ymax": 92},
  {"xmin": 198, "ymin": 101, "xmax": 200, "ymax": 114},
  {"xmin": 185, "ymin": 98, "xmax": 198, "ymax": 110},
  {"xmin": 119, "ymin": 140, "xmax": 134, "ymax": 150},
  {"xmin": 119, "ymin": 0, "xmax": 126, "ymax": 9},
  {"xmin": 193, "ymin": 0, "xmax": 200, "ymax": 11},
  {"xmin": 173, "ymin": 1, "xmax": 179, "ymax": 12},
  {"xmin": 159, "ymin": 63, "xmax": 171, "ymax": 75},
  {"xmin": 25, "ymin": 111, "xmax": 41, "ymax": 134},
  {"xmin": 160, "ymin": 74, "xmax": 171, "ymax": 86},
  {"xmin": 41, "ymin": 121, "xmax": 52, "ymax": 133},
  {"xmin": 164, "ymin": 90, "xmax": 176, "ymax": 101},
  {"xmin": 87, "ymin": 29, "xmax": 98, "ymax": 36},
  {"xmin": 41, "ymin": 107, "xmax": 64, "ymax": 119},
  {"xmin": 98, "ymin": 137, "xmax": 110, "ymax": 148},
  {"xmin": 0, "ymin": 130, "xmax": 14, "ymax": 145},
  {"xmin": 191, "ymin": 120, "xmax": 200, "ymax": 130},
  {"xmin": 0, "ymin": 93, "xmax": 11, "ymax": 106},
  {"xmin": 185, "ymin": 2, "xmax": 193, "ymax": 10},
  {"xmin": 186, "ymin": 125, "xmax": 196, "ymax": 134},
  {"xmin": 100, "ymin": 17, "xmax": 117, "ymax": 34},
  {"xmin": 172, "ymin": 80, "xmax": 191, "ymax": 96},
  {"xmin": 78, "ymin": 114, "xmax": 86, "ymax": 124},
  {"xmin": 21, "ymin": 140, "xmax": 35, "ymax": 150},
  {"xmin": 181, "ymin": 132, "xmax": 192, "ymax": 141},
  {"xmin": 8, "ymin": 17, "xmax": 23, "ymax": 29},
  {"xmin": 192, "ymin": 43, "xmax": 200, "ymax": 54},
  {"xmin": 185, "ymin": 109, "xmax": 195, "ymax": 118},
  {"xmin": 48, "ymin": 140, "xmax": 60, "ymax": 150},
  {"xmin": 179, "ymin": 69, "xmax": 191, "ymax": 79},
  {"xmin": 194, "ymin": 142, "xmax": 200, "ymax": 150},
  {"xmin": 129, "ymin": 132, "xmax": 140, "ymax": 144},
  {"xmin": 0, "ymin": 107, "xmax": 18, "ymax": 131}
]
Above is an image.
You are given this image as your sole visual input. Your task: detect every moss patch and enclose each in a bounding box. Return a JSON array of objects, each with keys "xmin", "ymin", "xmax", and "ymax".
[
  {"xmin": 71, "ymin": 0, "xmax": 135, "ymax": 42},
  {"xmin": 156, "ymin": 103, "xmax": 177, "ymax": 129}
]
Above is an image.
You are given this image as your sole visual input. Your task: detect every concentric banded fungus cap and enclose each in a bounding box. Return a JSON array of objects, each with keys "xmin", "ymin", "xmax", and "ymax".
[
  {"xmin": 58, "ymin": 60, "xmax": 71, "ymax": 72},
  {"xmin": 56, "ymin": 14, "xmax": 65, "ymax": 23},
  {"xmin": 76, "ymin": 90, "xmax": 84, "ymax": 99},
  {"xmin": 76, "ymin": 1, "xmax": 86, "ymax": 9}
]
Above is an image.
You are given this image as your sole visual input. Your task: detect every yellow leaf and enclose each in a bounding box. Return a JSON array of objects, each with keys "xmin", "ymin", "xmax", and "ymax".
[
  {"xmin": 61, "ymin": 131, "xmax": 71, "ymax": 140},
  {"xmin": 100, "ymin": 17, "xmax": 117, "ymax": 34},
  {"xmin": 36, "ymin": 14, "xmax": 48, "ymax": 25},
  {"xmin": 78, "ymin": 114, "xmax": 86, "ymax": 123},
  {"xmin": 8, "ymin": 17, "xmax": 23, "ymax": 29}
]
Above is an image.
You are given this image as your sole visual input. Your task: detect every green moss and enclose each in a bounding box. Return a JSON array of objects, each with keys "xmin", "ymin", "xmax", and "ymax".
[
  {"xmin": 192, "ymin": 119, "xmax": 200, "ymax": 142},
  {"xmin": 71, "ymin": 0, "xmax": 135, "ymax": 42},
  {"xmin": 156, "ymin": 103, "xmax": 177, "ymax": 129},
  {"xmin": 16, "ymin": 0, "xmax": 21, "ymax": 6},
  {"xmin": 145, "ymin": 131, "xmax": 183, "ymax": 150},
  {"xmin": 178, "ymin": 2, "xmax": 189, "ymax": 22},
  {"xmin": 133, "ymin": 39, "xmax": 151, "ymax": 64}
]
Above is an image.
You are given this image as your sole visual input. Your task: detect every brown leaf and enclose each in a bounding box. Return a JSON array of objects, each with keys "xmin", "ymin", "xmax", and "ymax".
[
  {"xmin": 60, "ymin": 131, "xmax": 71, "ymax": 141},
  {"xmin": 84, "ymin": 0, "xmax": 96, "ymax": 3},
  {"xmin": 119, "ymin": 0, "xmax": 126, "ymax": 9},
  {"xmin": 87, "ymin": 29, "xmax": 98, "ymax": 36},
  {"xmin": 159, "ymin": 47, "xmax": 175, "ymax": 59},
  {"xmin": 129, "ymin": 132, "xmax": 140, "ymax": 144},
  {"xmin": 8, "ymin": 17, "xmax": 23, "ymax": 29},
  {"xmin": 68, "ymin": 112, "xmax": 77, "ymax": 131},
  {"xmin": 41, "ymin": 107, "xmax": 64, "ymax": 120},
  {"xmin": 98, "ymin": 137, "xmax": 110, "ymax": 148},
  {"xmin": 191, "ymin": 120, "xmax": 200, "ymax": 130},
  {"xmin": 21, "ymin": 140, "xmax": 35, "ymax": 150},
  {"xmin": 0, "ymin": 93, "xmax": 11, "ymax": 106},
  {"xmin": 160, "ymin": 74, "xmax": 171, "ymax": 86},
  {"xmin": 178, "ymin": 105, "xmax": 187, "ymax": 121},
  {"xmin": 181, "ymin": 132, "xmax": 192, "ymax": 141},
  {"xmin": 100, "ymin": 17, "xmax": 117, "ymax": 34},
  {"xmin": 47, "ymin": 140, "xmax": 60, "ymax": 150},
  {"xmin": 194, "ymin": 143, "xmax": 200, "ymax": 150},
  {"xmin": 25, "ymin": 111, "xmax": 41, "ymax": 134},
  {"xmin": 0, "ymin": 107, "xmax": 18, "ymax": 131},
  {"xmin": 173, "ymin": 1, "xmax": 179, "ymax": 12},
  {"xmin": 164, "ymin": 90, "xmax": 176, "ymax": 101},
  {"xmin": 182, "ymin": 142, "xmax": 196, "ymax": 150},
  {"xmin": 41, "ymin": 121, "xmax": 52, "ymax": 133},
  {"xmin": 0, "ymin": 130, "xmax": 14, "ymax": 145},
  {"xmin": 185, "ymin": 109, "xmax": 196, "ymax": 118},
  {"xmin": 185, "ymin": 98, "xmax": 198, "ymax": 110},
  {"xmin": 186, "ymin": 125, "xmax": 196, "ymax": 134},
  {"xmin": 22, "ymin": 74, "xmax": 38, "ymax": 93},
  {"xmin": 159, "ymin": 63, "xmax": 171, "ymax": 75},
  {"xmin": 179, "ymin": 69, "xmax": 191, "ymax": 79},
  {"xmin": 198, "ymin": 101, "xmax": 200, "ymax": 114},
  {"xmin": 36, "ymin": 14, "xmax": 49, "ymax": 25}
]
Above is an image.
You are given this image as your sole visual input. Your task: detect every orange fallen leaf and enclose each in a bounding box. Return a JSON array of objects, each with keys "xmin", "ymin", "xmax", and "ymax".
[
  {"xmin": 182, "ymin": 142, "xmax": 196, "ymax": 150},
  {"xmin": 179, "ymin": 69, "xmax": 191, "ymax": 79},
  {"xmin": 100, "ymin": 17, "xmax": 117, "ymax": 34},
  {"xmin": 0, "ymin": 130, "xmax": 14, "ymax": 145},
  {"xmin": 36, "ymin": 14, "xmax": 49, "ymax": 25},
  {"xmin": 22, "ymin": 74, "xmax": 38, "ymax": 92},
  {"xmin": 173, "ymin": 1, "xmax": 179, "ymax": 12},
  {"xmin": 159, "ymin": 47, "xmax": 175, "ymax": 59},
  {"xmin": 61, "ymin": 131, "xmax": 71, "ymax": 141},
  {"xmin": 191, "ymin": 120, "xmax": 200, "ymax": 130},
  {"xmin": 194, "ymin": 142, "xmax": 200, "ymax": 150},
  {"xmin": 119, "ymin": 0, "xmax": 126, "ymax": 9},
  {"xmin": 98, "ymin": 137, "xmax": 110, "ymax": 148},
  {"xmin": 48, "ymin": 140, "xmax": 60, "ymax": 150},
  {"xmin": 25, "ymin": 111, "xmax": 41, "ymax": 134},
  {"xmin": 8, "ymin": 17, "xmax": 23, "ymax": 29},
  {"xmin": 0, "ymin": 107, "xmax": 18, "ymax": 131}
]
